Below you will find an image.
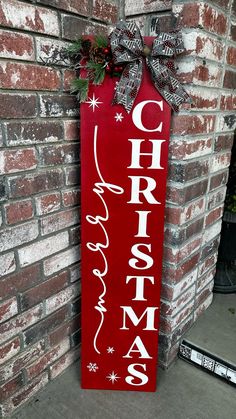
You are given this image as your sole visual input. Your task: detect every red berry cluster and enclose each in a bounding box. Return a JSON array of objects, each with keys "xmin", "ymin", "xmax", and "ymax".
[{"xmin": 102, "ymin": 45, "xmax": 124, "ymax": 75}]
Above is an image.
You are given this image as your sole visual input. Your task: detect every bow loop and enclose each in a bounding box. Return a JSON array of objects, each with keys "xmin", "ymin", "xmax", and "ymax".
[{"xmin": 110, "ymin": 21, "xmax": 191, "ymax": 113}]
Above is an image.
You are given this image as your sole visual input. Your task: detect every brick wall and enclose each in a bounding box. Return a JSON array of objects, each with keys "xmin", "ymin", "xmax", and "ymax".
[
  {"xmin": 126, "ymin": 0, "xmax": 235, "ymax": 367},
  {"xmin": 0, "ymin": 0, "xmax": 117, "ymax": 416},
  {"xmin": 0, "ymin": 0, "xmax": 235, "ymax": 415}
]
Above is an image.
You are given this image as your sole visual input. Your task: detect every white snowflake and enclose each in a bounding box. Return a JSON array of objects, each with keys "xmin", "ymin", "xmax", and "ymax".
[
  {"xmin": 87, "ymin": 362, "xmax": 99, "ymax": 372},
  {"xmin": 107, "ymin": 347, "xmax": 115, "ymax": 354},
  {"xmin": 114, "ymin": 112, "xmax": 124, "ymax": 122},
  {"xmin": 86, "ymin": 93, "xmax": 103, "ymax": 112},
  {"xmin": 106, "ymin": 371, "xmax": 120, "ymax": 384}
]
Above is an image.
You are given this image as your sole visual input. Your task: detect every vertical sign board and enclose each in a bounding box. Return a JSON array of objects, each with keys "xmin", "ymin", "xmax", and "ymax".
[{"xmin": 81, "ymin": 47, "xmax": 171, "ymax": 391}]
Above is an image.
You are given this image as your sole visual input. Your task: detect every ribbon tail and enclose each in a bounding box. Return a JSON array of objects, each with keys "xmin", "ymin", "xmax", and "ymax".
[
  {"xmin": 148, "ymin": 58, "xmax": 192, "ymax": 112},
  {"xmin": 113, "ymin": 59, "xmax": 143, "ymax": 113}
]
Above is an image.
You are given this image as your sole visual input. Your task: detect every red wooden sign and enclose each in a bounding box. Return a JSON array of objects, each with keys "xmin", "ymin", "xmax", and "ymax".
[{"xmin": 81, "ymin": 49, "xmax": 171, "ymax": 391}]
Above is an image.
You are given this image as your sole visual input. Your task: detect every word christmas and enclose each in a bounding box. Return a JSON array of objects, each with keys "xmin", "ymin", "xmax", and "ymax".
[{"xmin": 81, "ymin": 67, "xmax": 171, "ymax": 391}]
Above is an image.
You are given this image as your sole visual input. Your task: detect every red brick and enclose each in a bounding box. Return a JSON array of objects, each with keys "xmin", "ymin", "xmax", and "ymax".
[
  {"xmin": 39, "ymin": 0, "xmax": 91, "ymax": 17},
  {"xmin": 214, "ymin": 134, "xmax": 234, "ymax": 151},
  {"xmin": 198, "ymin": 253, "xmax": 218, "ymax": 277},
  {"xmin": 210, "ymin": 170, "xmax": 228, "ymax": 190},
  {"xmin": 5, "ymin": 200, "xmax": 33, "ymax": 225},
  {"xmin": 64, "ymin": 166, "xmax": 80, "ymax": 186},
  {"xmin": 168, "ymin": 159, "xmax": 209, "ymax": 182},
  {"xmin": 188, "ymin": 88, "xmax": 218, "ymax": 110},
  {"xmin": 69, "ymin": 225, "xmax": 80, "ymax": 245},
  {"xmin": 43, "ymin": 245, "xmax": 80, "ymax": 276},
  {"xmin": 10, "ymin": 372, "xmax": 48, "ymax": 413},
  {"xmin": 223, "ymin": 70, "xmax": 236, "ymax": 89},
  {"xmin": 0, "ymin": 148, "xmax": 37, "ymax": 175},
  {"xmin": 26, "ymin": 338, "xmax": 70, "ymax": 380},
  {"xmin": 64, "ymin": 120, "xmax": 79, "ymax": 142},
  {"xmin": 36, "ymin": 38, "xmax": 70, "ymax": 66},
  {"xmin": 48, "ymin": 313, "xmax": 81, "ymax": 346},
  {"xmin": 220, "ymin": 94, "xmax": 236, "ymax": 111},
  {"xmin": 210, "ymin": 152, "xmax": 231, "ymax": 173},
  {"xmin": 169, "ymin": 138, "xmax": 212, "ymax": 160},
  {"xmin": 62, "ymin": 69, "xmax": 76, "ymax": 92},
  {"xmin": 207, "ymin": 188, "xmax": 226, "ymax": 210},
  {"xmin": 126, "ymin": 0, "xmax": 172, "ymax": 15},
  {"xmin": 8, "ymin": 169, "xmax": 64, "ymax": 198},
  {"xmin": 0, "ymin": 220, "xmax": 38, "ymax": 252},
  {"xmin": 0, "ymin": 304, "xmax": 43, "ymax": 345},
  {"xmin": 39, "ymin": 144, "xmax": 79, "ymax": 166},
  {"xmin": 178, "ymin": 61, "xmax": 222, "ymax": 87},
  {"xmin": 35, "ymin": 192, "xmax": 61, "ymax": 215},
  {"xmin": 164, "ymin": 206, "xmax": 181, "ymax": 225},
  {"xmin": 0, "ymin": 337, "xmax": 20, "ymax": 366},
  {"xmin": 226, "ymin": 46, "xmax": 236, "ymax": 66},
  {"xmin": 171, "ymin": 115, "xmax": 215, "ymax": 136},
  {"xmin": 93, "ymin": 0, "xmax": 117, "ymax": 23},
  {"xmin": 196, "ymin": 281, "xmax": 214, "ymax": 307},
  {"xmin": 171, "ymin": 315, "xmax": 194, "ymax": 345},
  {"xmin": 45, "ymin": 282, "xmax": 80, "ymax": 315},
  {"xmin": 164, "ymin": 236, "xmax": 201, "ymax": 266},
  {"xmin": 0, "ymin": 340, "xmax": 45, "ymax": 383},
  {"xmin": 201, "ymin": 236, "xmax": 220, "ymax": 260},
  {"xmin": 184, "ymin": 32, "xmax": 224, "ymax": 61},
  {"xmin": 205, "ymin": 206, "xmax": 224, "ymax": 227},
  {"xmin": 163, "ymin": 252, "xmax": 200, "ymax": 284},
  {"xmin": 211, "ymin": 0, "xmax": 230, "ymax": 8},
  {"xmin": 23, "ymin": 306, "xmax": 68, "ymax": 346},
  {"xmin": 165, "ymin": 217, "xmax": 204, "ymax": 246},
  {"xmin": 160, "ymin": 300, "xmax": 194, "ymax": 333},
  {"xmin": 166, "ymin": 179, "xmax": 208, "ymax": 205},
  {"xmin": 0, "ymin": 297, "xmax": 18, "ymax": 324},
  {"xmin": 0, "ymin": 30, "xmax": 34, "ymax": 61},
  {"xmin": 0, "ymin": 252, "xmax": 16, "ymax": 278},
  {"xmin": 197, "ymin": 266, "xmax": 216, "ymax": 292},
  {"xmin": 194, "ymin": 293, "xmax": 213, "ymax": 321},
  {"xmin": 161, "ymin": 285, "xmax": 195, "ymax": 317},
  {"xmin": 62, "ymin": 188, "xmax": 80, "ymax": 207},
  {"xmin": 62, "ymin": 15, "xmax": 107, "ymax": 41},
  {"xmin": 20, "ymin": 271, "xmax": 69, "ymax": 310},
  {"xmin": 230, "ymin": 23, "xmax": 236, "ymax": 42},
  {"xmin": 0, "ymin": 264, "xmax": 41, "ymax": 300},
  {"xmin": 69, "ymin": 263, "xmax": 81, "ymax": 283},
  {"xmin": 41, "ymin": 208, "xmax": 79, "ymax": 235},
  {"xmin": 6, "ymin": 121, "xmax": 63, "ymax": 145},
  {"xmin": 0, "ymin": 61, "xmax": 60, "ymax": 91},
  {"xmin": 39, "ymin": 94, "xmax": 78, "ymax": 118},
  {"xmin": 0, "ymin": 93, "xmax": 37, "ymax": 119},
  {"xmin": 0, "ymin": 0, "xmax": 59, "ymax": 35},
  {"xmin": 0, "ymin": 373, "xmax": 24, "ymax": 403},
  {"xmin": 50, "ymin": 346, "xmax": 80, "ymax": 379}
]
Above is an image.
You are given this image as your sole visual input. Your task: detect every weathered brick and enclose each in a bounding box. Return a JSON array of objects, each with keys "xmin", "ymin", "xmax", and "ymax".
[
  {"xmin": 5, "ymin": 121, "xmax": 63, "ymax": 146},
  {"xmin": 150, "ymin": 14, "xmax": 177, "ymax": 35},
  {"xmin": 177, "ymin": 60, "xmax": 222, "ymax": 88},
  {"xmin": 0, "ymin": 30, "xmax": 34, "ymax": 61},
  {"xmin": 201, "ymin": 236, "xmax": 220, "ymax": 261},
  {"xmin": 39, "ymin": 95, "xmax": 78, "ymax": 118},
  {"xmin": 0, "ymin": 264, "xmax": 41, "ymax": 301},
  {"xmin": 210, "ymin": 170, "xmax": 228, "ymax": 190},
  {"xmin": 93, "ymin": 0, "xmax": 117, "ymax": 23},
  {"xmin": 20, "ymin": 271, "xmax": 69, "ymax": 311},
  {"xmin": 202, "ymin": 219, "xmax": 222, "ymax": 245},
  {"xmin": 166, "ymin": 179, "xmax": 208, "ymax": 205},
  {"xmin": 0, "ymin": 340, "xmax": 45, "ymax": 383},
  {"xmin": 168, "ymin": 159, "xmax": 209, "ymax": 183},
  {"xmin": 210, "ymin": 152, "xmax": 231, "ymax": 173},
  {"xmin": 40, "ymin": 208, "xmax": 79, "ymax": 236},
  {"xmin": 62, "ymin": 69, "xmax": 76, "ymax": 92},
  {"xmin": 160, "ymin": 300, "xmax": 195, "ymax": 333},
  {"xmin": 36, "ymin": 37, "xmax": 70, "ymax": 66},
  {"xmin": 187, "ymin": 87, "xmax": 218, "ymax": 110},
  {"xmin": 227, "ymin": 46, "xmax": 236, "ymax": 66},
  {"xmin": 196, "ymin": 281, "xmax": 214, "ymax": 307},
  {"xmin": 39, "ymin": 0, "xmax": 91, "ymax": 17},
  {"xmin": 71, "ymin": 329, "xmax": 81, "ymax": 347},
  {"xmin": 171, "ymin": 115, "xmax": 215, "ymax": 136},
  {"xmin": 26, "ymin": 338, "xmax": 70, "ymax": 380},
  {"xmin": 0, "ymin": 220, "xmax": 38, "ymax": 252},
  {"xmin": 0, "ymin": 304, "xmax": 43, "ymax": 345},
  {"xmin": 49, "ymin": 346, "xmax": 81, "ymax": 379},
  {"xmin": 0, "ymin": 0, "xmax": 59, "ymax": 35},
  {"xmin": 230, "ymin": 23, "xmax": 236, "ymax": 42},
  {"xmin": 126, "ymin": 0, "xmax": 172, "ymax": 15},
  {"xmin": 0, "ymin": 373, "xmax": 24, "ymax": 403},
  {"xmin": 8, "ymin": 169, "xmax": 64, "ymax": 198},
  {"xmin": 0, "ymin": 93, "xmax": 37, "ymax": 119},
  {"xmin": 223, "ymin": 70, "xmax": 236, "ymax": 89},
  {"xmin": 161, "ymin": 269, "xmax": 198, "ymax": 302},
  {"xmin": 207, "ymin": 187, "xmax": 227, "ymax": 210},
  {"xmin": 69, "ymin": 225, "xmax": 81, "ymax": 245},
  {"xmin": 62, "ymin": 188, "xmax": 80, "ymax": 207},
  {"xmin": 23, "ymin": 306, "xmax": 68, "ymax": 346},
  {"xmin": 0, "ymin": 61, "xmax": 60, "ymax": 91},
  {"xmin": 35, "ymin": 192, "xmax": 61, "ymax": 215},
  {"xmin": 4, "ymin": 200, "xmax": 33, "ymax": 225},
  {"xmin": 45, "ymin": 282, "xmax": 80, "ymax": 315},
  {"xmin": 0, "ymin": 297, "xmax": 18, "ymax": 324},
  {"xmin": 64, "ymin": 121, "xmax": 79, "ymax": 142},
  {"xmin": 0, "ymin": 337, "xmax": 20, "ymax": 366},
  {"xmin": 44, "ymin": 245, "xmax": 81, "ymax": 276},
  {"xmin": 0, "ymin": 148, "xmax": 37, "ymax": 175},
  {"xmin": 161, "ymin": 285, "xmax": 195, "ymax": 317},
  {"xmin": 214, "ymin": 134, "xmax": 234, "ymax": 151},
  {"xmin": 205, "ymin": 206, "xmax": 224, "ymax": 228},
  {"xmin": 164, "ymin": 236, "xmax": 202, "ymax": 266},
  {"xmin": 0, "ymin": 252, "xmax": 16, "ymax": 278},
  {"xmin": 197, "ymin": 267, "xmax": 215, "ymax": 293},
  {"xmin": 217, "ymin": 114, "xmax": 236, "ymax": 132},
  {"xmin": 183, "ymin": 31, "xmax": 224, "ymax": 61},
  {"xmin": 62, "ymin": 15, "xmax": 107, "ymax": 41},
  {"xmin": 69, "ymin": 263, "xmax": 81, "ymax": 283},
  {"xmin": 165, "ymin": 217, "xmax": 204, "ymax": 246},
  {"xmin": 194, "ymin": 293, "xmax": 213, "ymax": 321},
  {"xmin": 211, "ymin": 0, "xmax": 230, "ymax": 9},
  {"xmin": 18, "ymin": 231, "xmax": 69, "ymax": 267},
  {"xmin": 48, "ymin": 313, "xmax": 81, "ymax": 346},
  {"xmin": 39, "ymin": 144, "xmax": 80, "ymax": 166},
  {"xmin": 70, "ymin": 297, "xmax": 81, "ymax": 317},
  {"xmin": 169, "ymin": 137, "xmax": 212, "ymax": 160},
  {"xmin": 198, "ymin": 253, "xmax": 218, "ymax": 277},
  {"xmin": 64, "ymin": 166, "xmax": 80, "ymax": 186},
  {"xmin": 220, "ymin": 94, "xmax": 236, "ymax": 111},
  {"xmin": 163, "ymin": 252, "xmax": 200, "ymax": 284}
]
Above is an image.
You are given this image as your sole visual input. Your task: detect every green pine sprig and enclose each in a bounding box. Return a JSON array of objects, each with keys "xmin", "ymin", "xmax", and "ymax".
[
  {"xmin": 70, "ymin": 78, "xmax": 89, "ymax": 102},
  {"xmin": 94, "ymin": 35, "xmax": 108, "ymax": 48},
  {"xmin": 86, "ymin": 61, "xmax": 106, "ymax": 85}
]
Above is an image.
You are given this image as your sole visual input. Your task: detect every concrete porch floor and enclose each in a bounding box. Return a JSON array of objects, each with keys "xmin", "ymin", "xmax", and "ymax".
[{"xmin": 12, "ymin": 357, "xmax": 235, "ymax": 419}]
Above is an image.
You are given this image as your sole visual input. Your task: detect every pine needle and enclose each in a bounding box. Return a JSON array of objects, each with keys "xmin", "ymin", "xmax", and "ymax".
[
  {"xmin": 94, "ymin": 35, "xmax": 108, "ymax": 48},
  {"xmin": 86, "ymin": 61, "xmax": 105, "ymax": 85},
  {"xmin": 67, "ymin": 38, "xmax": 83, "ymax": 55},
  {"xmin": 70, "ymin": 78, "xmax": 89, "ymax": 102}
]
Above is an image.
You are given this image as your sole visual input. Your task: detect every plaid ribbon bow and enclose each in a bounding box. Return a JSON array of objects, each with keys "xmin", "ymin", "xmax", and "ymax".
[{"xmin": 110, "ymin": 21, "xmax": 191, "ymax": 113}]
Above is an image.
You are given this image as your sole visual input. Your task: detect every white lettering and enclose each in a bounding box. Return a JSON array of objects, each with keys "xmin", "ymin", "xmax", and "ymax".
[
  {"xmin": 125, "ymin": 363, "xmax": 149, "ymax": 386},
  {"xmin": 128, "ymin": 139, "xmax": 165, "ymax": 169},
  {"xmin": 132, "ymin": 100, "xmax": 163, "ymax": 132},
  {"xmin": 128, "ymin": 176, "xmax": 160, "ymax": 204}
]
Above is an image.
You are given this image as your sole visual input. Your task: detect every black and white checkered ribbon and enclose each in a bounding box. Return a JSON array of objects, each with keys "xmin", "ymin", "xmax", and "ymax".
[{"xmin": 110, "ymin": 21, "xmax": 191, "ymax": 113}]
